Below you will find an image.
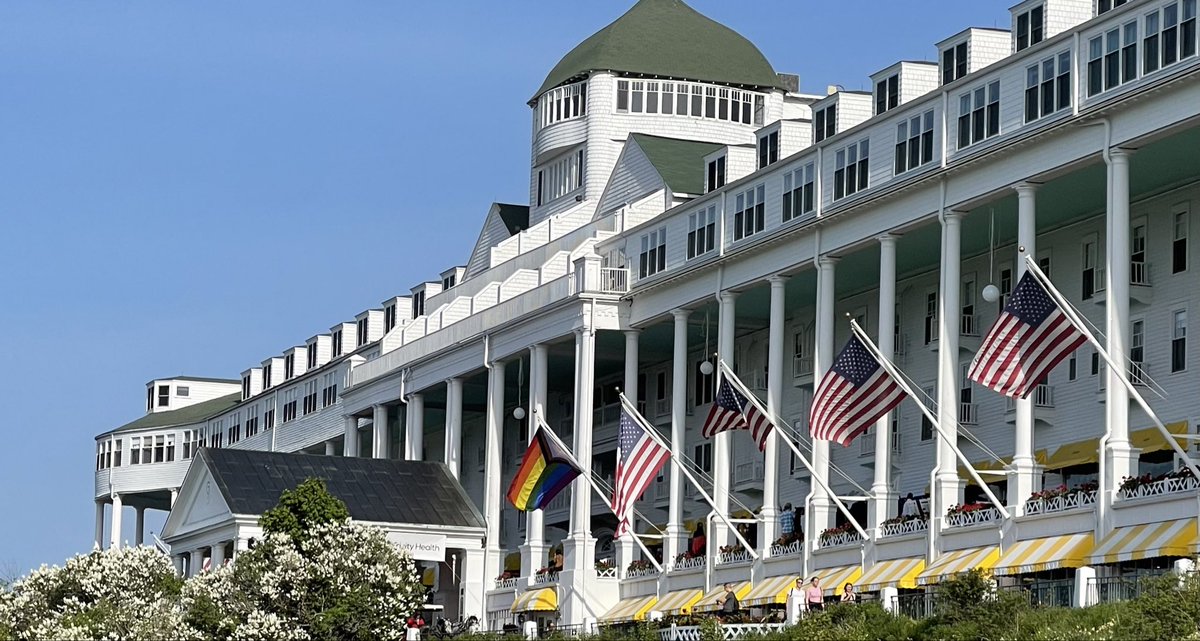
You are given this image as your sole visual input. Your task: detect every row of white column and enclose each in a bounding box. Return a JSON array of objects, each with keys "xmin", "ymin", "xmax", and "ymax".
[{"xmin": 94, "ymin": 488, "xmax": 178, "ymax": 550}]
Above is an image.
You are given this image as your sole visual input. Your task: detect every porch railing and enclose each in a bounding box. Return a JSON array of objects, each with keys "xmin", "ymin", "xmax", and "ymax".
[
  {"xmin": 494, "ymin": 577, "xmax": 517, "ymax": 589},
  {"xmin": 1005, "ymin": 384, "xmax": 1056, "ymax": 411},
  {"xmin": 879, "ymin": 517, "xmax": 929, "ymax": 538},
  {"xmin": 1001, "ymin": 578, "xmax": 1075, "ymax": 608},
  {"xmin": 717, "ymin": 548, "xmax": 754, "ymax": 565},
  {"xmin": 1117, "ymin": 474, "xmax": 1199, "ymax": 501},
  {"xmin": 793, "ymin": 354, "xmax": 814, "ymax": 378},
  {"xmin": 945, "ymin": 506, "xmax": 1003, "ymax": 528},
  {"xmin": 958, "ymin": 402, "xmax": 978, "ymax": 426},
  {"xmin": 1088, "ymin": 573, "xmax": 1167, "ymax": 605},
  {"xmin": 658, "ymin": 623, "xmax": 786, "ymax": 641},
  {"xmin": 818, "ymin": 530, "xmax": 865, "ymax": 549},
  {"xmin": 671, "ymin": 555, "xmax": 706, "ymax": 572},
  {"xmin": 533, "ymin": 571, "xmax": 559, "ymax": 585},
  {"xmin": 768, "ymin": 539, "xmax": 802, "ymax": 557},
  {"xmin": 599, "ymin": 267, "xmax": 630, "ymax": 294},
  {"xmin": 892, "ymin": 592, "xmax": 938, "ymax": 620},
  {"xmin": 1023, "ymin": 489, "xmax": 1097, "ymax": 516}
]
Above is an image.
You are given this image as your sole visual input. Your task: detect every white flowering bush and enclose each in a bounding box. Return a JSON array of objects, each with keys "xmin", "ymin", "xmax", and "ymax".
[{"xmin": 0, "ymin": 545, "xmax": 198, "ymax": 640}]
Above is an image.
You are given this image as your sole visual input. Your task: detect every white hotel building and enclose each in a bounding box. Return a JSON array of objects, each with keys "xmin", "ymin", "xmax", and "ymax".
[{"xmin": 94, "ymin": 0, "xmax": 1200, "ymax": 630}]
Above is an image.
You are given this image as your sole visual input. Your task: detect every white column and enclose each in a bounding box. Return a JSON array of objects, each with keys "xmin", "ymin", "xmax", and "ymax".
[
  {"xmin": 234, "ymin": 537, "xmax": 250, "ymax": 559},
  {"xmin": 134, "ymin": 507, "xmax": 145, "ymax": 546},
  {"xmin": 521, "ymin": 345, "xmax": 548, "ymax": 578},
  {"xmin": 667, "ymin": 309, "xmax": 690, "ymax": 561},
  {"xmin": 1012, "ymin": 183, "xmax": 1041, "ymax": 508},
  {"xmin": 1106, "ymin": 150, "xmax": 1138, "ymax": 482},
  {"xmin": 210, "ymin": 541, "xmax": 226, "ymax": 568},
  {"xmin": 761, "ymin": 276, "xmax": 788, "ymax": 552},
  {"xmin": 809, "ymin": 257, "xmax": 838, "ymax": 537},
  {"xmin": 109, "ymin": 493, "xmax": 123, "ymax": 549},
  {"xmin": 935, "ymin": 212, "xmax": 965, "ymax": 520},
  {"xmin": 324, "ymin": 440, "xmax": 336, "ymax": 456},
  {"xmin": 617, "ymin": 330, "xmax": 640, "ymax": 571},
  {"xmin": 563, "ymin": 326, "xmax": 597, "ymax": 626},
  {"xmin": 372, "ymin": 404, "xmax": 389, "ymax": 459},
  {"xmin": 94, "ymin": 500, "xmax": 105, "ymax": 549},
  {"xmin": 445, "ymin": 377, "xmax": 464, "ymax": 478},
  {"xmin": 343, "ymin": 415, "xmax": 360, "ymax": 457},
  {"xmin": 482, "ymin": 360, "xmax": 506, "ymax": 585},
  {"xmin": 406, "ymin": 393, "xmax": 425, "ymax": 461},
  {"xmin": 714, "ymin": 291, "xmax": 738, "ymax": 548},
  {"xmin": 871, "ymin": 235, "xmax": 899, "ymax": 529},
  {"xmin": 172, "ymin": 555, "xmax": 186, "ymax": 576},
  {"xmin": 188, "ymin": 549, "xmax": 202, "ymax": 577},
  {"xmin": 461, "ymin": 548, "xmax": 488, "ymax": 624}
]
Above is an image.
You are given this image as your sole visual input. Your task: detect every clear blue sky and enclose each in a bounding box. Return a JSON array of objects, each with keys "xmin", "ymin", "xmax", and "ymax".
[{"xmin": 0, "ymin": 1, "xmax": 1005, "ymax": 576}]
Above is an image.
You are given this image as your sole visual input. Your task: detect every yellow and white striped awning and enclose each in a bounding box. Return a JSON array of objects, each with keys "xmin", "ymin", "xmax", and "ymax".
[
  {"xmin": 655, "ymin": 589, "xmax": 703, "ymax": 616},
  {"xmin": 599, "ymin": 595, "xmax": 657, "ymax": 624},
  {"xmin": 993, "ymin": 534, "xmax": 1094, "ymax": 576},
  {"xmin": 1088, "ymin": 520, "xmax": 1198, "ymax": 565},
  {"xmin": 743, "ymin": 575, "xmax": 802, "ymax": 606},
  {"xmin": 857, "ymin": 557, "xmax": 925, "ymax": 592},
  {"xmin": 813, "ymin": 564, "xmax": 864, "ymax": 597},
  {"xmin": 917, "ymin": 546, "xmax": 1000, "ymax": 585},
  {"xmin": 512, "ymin": 588, "xmax": 557, "ymax": 613},
  {"xmin": 693, "ymin": 582, "xmax": 752, "ymax": 612}
]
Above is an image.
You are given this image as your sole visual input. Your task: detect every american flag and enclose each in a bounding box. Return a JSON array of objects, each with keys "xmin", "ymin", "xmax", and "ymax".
[
  {"xmin": 613, "ymin": 407, "xmax": 670, "ymax": 538},
  {"xmin": 810, "ymin": 334, "xmax": 906, "ymax": 446},
  {"xmin": 968, "ymin": 271, "xmax": 1085, "ymax": 398},
  {"xmin": 701, "ymin": 375, "xmax": 773, "ymax": 452}
]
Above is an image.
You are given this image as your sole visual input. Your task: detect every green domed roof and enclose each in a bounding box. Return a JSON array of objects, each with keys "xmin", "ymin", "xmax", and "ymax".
[{"xmin": 532, "ymin": 0, "xmax": 782, "ymax": 102}]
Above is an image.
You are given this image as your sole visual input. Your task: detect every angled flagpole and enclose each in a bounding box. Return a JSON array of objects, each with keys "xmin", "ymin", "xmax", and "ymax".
[
  {"xmin": 849, "ymin": 320, "xmax": 1011, "ymax": 519},
  {"xmin": 616, "ymin": 393, "xmax": 759, "ymax": 560},
  {"xmin": 717, "ymin": 360, "xmax": 870, "ymax": 541},
  {"xmin": 1023, "ymin": 256, "xmax": 1200, "ymax": 481},
  {"xmin": 533, "ymin": 412, "xmax": 664, "ymax": 572}
]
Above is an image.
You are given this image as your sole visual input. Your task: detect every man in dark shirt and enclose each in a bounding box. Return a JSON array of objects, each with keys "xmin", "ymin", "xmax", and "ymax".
[{"xmin": 719, "ymin": 582, "xmax": 739, "ymax": 619}]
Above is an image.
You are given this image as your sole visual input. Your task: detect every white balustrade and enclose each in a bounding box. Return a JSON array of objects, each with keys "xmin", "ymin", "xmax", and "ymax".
[
  {"xmin": 945, "ymin": 506, "xmax": 1003, "ymax": 528},
  {"xmin": 594, "ymin": 566, "xmax": 617, "ymax": 579},
  {"xmin": 960, "ymin": 313, "xmax": 980, "ymax": 337},
  {"xmin": 768, "ymin": 539, "xmax": 802, "ymax": 557},
  {"xmin": 670, "ymin": 555, "xmax": 706, "ymax": 572},
  {"xmin": 716, "ymin": 548, "xmax": 753, "ymax": 565},
  {"xmin": 657, "ymin": 624, "xmax": 786, "ymax": 641},
  {"xmin": 879, "ymin": 518, "xmax": 929, "ymax": 538},
  {"xmin": 1006, "ymin": 384, "xmax": 1055, "ymax": 411},
  {"xmin": 494, "ymin": 577, "xmax": 517, "ymax": 589},
  {"xmin": 599, "ymin": 267, "xmax": 630, "ymax": 294},
  {"xmin": 792, "ymin": 354, "xmax": 813, "ymax": 378},
  {"xmin": 1117, "ymin": 475, "xmax": 1199, "ymax": 501},
  {"xmin": 533, "ymin": 570, "xmax": 559, "ymax": 585},
  {"xmin": 818, "ymin": 530, "xmax": 864, "ymax": 549},
  {"xmin": 1023, "ymin": 490, "xmax": 1097, "ymax": 516},
  {"xmin": 626, "ymin": 565, "xmax": 660, "ymax": 579}
]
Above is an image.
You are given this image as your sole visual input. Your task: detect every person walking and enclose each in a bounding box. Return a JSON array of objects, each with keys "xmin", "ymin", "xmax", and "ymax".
[
  {"xmin": 840, "ymin": 582, "xmax": 858, "ymax": 604},
  {"xmin": 805, "ymin": 577, "xmax": 825, "ymax": 612},
  {"xmin": 785, "ymin": 576, "xmax": 804, "ymax": 624},
  {"xmin": 717, "ymin": 582, "xmax": 740, "ymax": 621}
]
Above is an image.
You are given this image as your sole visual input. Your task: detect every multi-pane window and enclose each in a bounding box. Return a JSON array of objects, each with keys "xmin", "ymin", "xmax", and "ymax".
[
  {"xmin": 263, "ymin": 364, "xmax": 273, "ymax": 389},
  {"xmin": 1025, "ymin": 51, "xmax": 1072, "ymax": 122},
  {"xmin": 245, "ymin": 406, "xmax": 259, "ymax": 437},
  {"xmin": 1174, "ymin": 206, "xmax": 1189, "ymax": 273},
  {"xmin": 1173, "ymin": 310, "xmax": 1188, "ymax": 372},
  {"xmin": 758, "ymin": 130, "xmax": 779, "ymax": 169},
  {"xmin": 694, "ymin": 360, "xmax": 715, "ymax": 406},
  {"xmin": 1132, "ymin": 221, "xmax": 1147, "ymax": 284},
  {"xmin": 924, "ymin": 290, "xmax": 938, "ymax": 345},
  {"xmin": 616, "ymin": 79, "xmax": 764, "ymax": 125},
  {"xmin": 384, "ymin": 305, "xmax": 397, "ymax": 333},
  {"xmin": 875, "ymin": 74, "xmax": 899, "ymax": 115},
  {"xmin": 1131, "ymin": 318, "xmax": 1145, "ymax": 371},
  {"xmin": 356, "ymin": 317, "xmax": 369, "ymax": 346},
  {"xmin": 957, "ymin": 81, "xmax": 1000, "ymax": 149},
  {"xmin": 442, "ymin": 273, "xmax": 457, "ymax": 290},
  {"xmin": 537, "ymin": 81, "xmax": 586, "ymax": 129},
  {"xmin": 1089, "ymin": 22, "xmax": 1138, "ymax": 96},
  {"xmin": 834, "ymin": 139, "xmax": 870, "ymax": 200},
  {"xmin": 782, "ymin": 162, "xmax": 815, "ymax": 222},
  {"xmin": 813, "ymin": 104, "xmax": 837, "ymax": 142},
  {"xmin": 999, "ymin": 266, "xmax": 1014, "ymax": 309},
  {"xmin": 264, "ymin": 407, "xmax": 275, "ymax": 430},
  {"xmin": 412, "ymin": 290, "xmax": 426, "ymax": 318},
  {"xmin": 284, "ymin": 353, "xmax": 295, "ymax": 380},
  {"xmin": 733, "ymin": 185, "xmax": 766, "ymax": 240},
  {"xmin": 228, "ymin": 419, "xmax": 241, "ymax": 445},
  {"xmin": 694, "ymin": 442, "xmax": 713, "ymax": 473},
  {"xmin": 282, "ymin": 389, "xmax": 298, "ymax": 423},
  {"xmin": 894, "ymin": 110, "xmax": 935, "ymax": 174},
  {"xmin": 707, "ymin": 156, "xmax": 726, "ymax": 192},
  {"xmin": 942, "ymin": 41, "xmax": 969, "ymax": 84},
  {"xmin": 183, "ymin": 430, "xmax": 200, "ymax": 459},
  {"xmin": 322, "ymin": 372, "xmax": 339, "ymax": 407},
  {"xmin": 331, "ymin": 330, "xmax": 343, "ymax": 356},
  {"xmin": 638, "ymin": 227, "xmax": 667, "ymax": 279},
  {"xmin": 158, "ymin": 385, "xmax": 170, "ymax": 407},
  {"xmin": 536, "ymin": 149, "xmax": 584, "ymax": 206},
  {"xmin": 1016, "ymin": 5, "xmax": 1045, "ymax": 51},
  {"xmin": 306, "ymin": 345, "xmax": 318, "ymax": 370},
  {"xmin": 303, "ymin": 381, "xmax": 318, "ymax": 415},
  {"xmin": 1082, "ymin": 236, "xmax": 1100, "ymax": 299},
  {"xmin": 1145, "ymin": 1, "xmax": 1199, "ymax": 73},
  {"xmin": 241, "ymin": 375, "xmax": 251, "ymax": 400},
  {"xmin": 1098, "ymin": 0, "xmax": 1130, "ymax": 14},
  {"xmin": 686, "ymin": 205, "xmax": 717, "ymax": 260}
]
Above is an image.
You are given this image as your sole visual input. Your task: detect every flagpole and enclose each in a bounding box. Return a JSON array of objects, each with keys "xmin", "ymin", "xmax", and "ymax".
[
  {"xmin": 617, "ymin": 394, "xmax": 759, "ymax": 560},
  {"xmin": 716, "ymin": 360, "xmax": 870, "ymax": 541},
  {"xmin": 1022, "ymin": 256, "xmax": 1200, "ymax": 481},
  {"xmin": 849, "ymin": 320, "xmax": 1012, "ymax": 519},
  {"xmin": 533, "ymin": 413, "xmax": 665, "ymax": 573}
]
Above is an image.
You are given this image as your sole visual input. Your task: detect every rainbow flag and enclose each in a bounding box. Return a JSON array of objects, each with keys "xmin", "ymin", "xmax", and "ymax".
[{"xmin": 506, "ymin": 425, "xmax": 581, "ymax": 511}]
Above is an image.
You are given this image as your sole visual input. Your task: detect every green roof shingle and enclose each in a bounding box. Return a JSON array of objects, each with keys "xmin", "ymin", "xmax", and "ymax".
[
  {"xmin": 102, "ymin": 393, "xmax": 241, "ymax": 437},
  {"xmin": 532, "ymin": 0, "xmax": 782, "ymax": 102},
  {"xmin": 630, "ymin": 133, "xmax": 724, "ymax": 196}
]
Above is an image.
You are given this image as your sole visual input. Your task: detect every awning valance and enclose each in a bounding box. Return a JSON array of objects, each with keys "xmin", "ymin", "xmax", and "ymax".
[
  {"xmin": 857, "ymin": 557, "xmax": 925, "ymax": 592},
  {"xmin": 1088, "ymin": 519, "xmax": 1198, "ymax": 565},
  {"xmin": 655, "ymin": 589, "xmax": 703, "ymax": 616},
  {"xmin": 993, "ymin": 534, "xmax": 1094, "ymax": 576},
  {"xmin": 599, "ymin": 595, "xmax": 657, "ymax": 624},
  {"xmin": 917, "ymin": 546, "xmax": 1000, "ymax": 585},
  {"xmin": 813, "ymin": 564, "xmax": 864, "ymax": 597},
  {"xmin": 693, "ymin": 582, "xmax": 752, "ymax": 612},
  {"xmin": 512, "ymin": 588, "xmax": 557, "ymax": 613},
  {"xmin": 742, "ymin": 575, "xmax": 801, "ymax": 606}
]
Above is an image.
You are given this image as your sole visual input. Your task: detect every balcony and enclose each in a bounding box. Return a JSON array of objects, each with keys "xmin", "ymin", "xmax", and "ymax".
[
  {"xmin": 1116, "ymin": 473, "xmax": 1199, "ymax": 501},
  {"xmin": 716, "ymin": 547, "xmax": 753, "ymax": 566},
  {"xmin": 599, "ymin": 267, "xmax": 630, "ymax": 294},
  {"xmin": 1097, "ymin": 362, "xmax": 1151, "ymax": 399},
  {"xmin": 670, "ymin": 555, "xmax": 706, "ymax": 572},
  {"xmin": 958, "ymin": 402, "xmax": 978, "ymax": 426},
  {"xmin": 626, "ymin": 564, "xmax": 660, "ymax": 579},
  {"xmin": 878, "ymin": 517, "xmax": 929, "ymax": 538},
  {"xmin": 592, "ymin": 402, "xmax": 621, "ymax": 429},
  {"xmin": 494, "ymin": 577, "xmax": 518, "ymax": 589},
  {"xmin": 733, "ymin": 461, "xmax": 764, "ymax": 492},
  {"xmin": 1091, "ymin": 262, "xmax": 1154, "ymax": 306},
  {"xmin": 945, "ymin": 505, "xmax": 1003, "ymax": 529},
  {"xmin": 1004, "ymin": 384, "xmax": 1057, "ymax": 425},
  {"xmin": 534, "ymin": 570, "xmax": 559, "ymax": 585},
  {"xmin": 792, "ymin": 354, "xmax": 814, "ymax": 384},
  {"xmin": 1023, "ymin": 489, "xmax": 1096, "ymax": 516},
  {"xmin": 768, "ymin": 539, "xmax": 802, "ymax": 557},
  {"xmin": 817, "ymin": 529, "xmax": 864, "ymax": 549},
  {"xmin": 859, "ymin": 431, "xmax": 903, "ymax": 459}
]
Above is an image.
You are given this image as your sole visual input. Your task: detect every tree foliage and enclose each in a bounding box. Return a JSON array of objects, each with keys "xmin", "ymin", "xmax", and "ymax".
[{"xmin": 258, "ymin": 477, "xmax": 350, "ymax": 546}]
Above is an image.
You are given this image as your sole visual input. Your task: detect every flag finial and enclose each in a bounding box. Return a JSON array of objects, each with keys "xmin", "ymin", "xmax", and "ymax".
[{"xmin": 1018, "ymin": 245, "xmax": 1026, "ymax": 253}]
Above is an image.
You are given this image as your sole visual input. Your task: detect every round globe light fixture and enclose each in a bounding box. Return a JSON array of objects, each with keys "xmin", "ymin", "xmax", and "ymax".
[
  {"xmin": 982, "ymin": 284, "xmax": 1001, "ymax": 303},
  {"xmin": 513, "ymin": 407, "xmax": 527, "ymax": 420},
  {"xmin": 699, "ymin": 360, "xmax": 714, "ymax": 376}
]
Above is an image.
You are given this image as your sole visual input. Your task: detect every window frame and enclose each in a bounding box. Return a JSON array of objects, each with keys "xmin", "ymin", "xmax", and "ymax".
[
  {"xmin": 833, "ymin": 139, "xmax": 870, "ymax": 201},
  {"xmin": 782, "ymin": 162, "xmax": 816, "ymax": 222},
  {"xmin": 638, "ymin": 227, "xmax": 667, "ymax": 279},
  {"xmin": 686, "ymin": 205, "xmax": 717, "ymax": 260},
  {"xmin": 894, "ymin": 110, "xmax": 935, "ymax": 174},
  {"xmin": 732, "ymin": 184, "xmax": 766, "ymax": 240}
]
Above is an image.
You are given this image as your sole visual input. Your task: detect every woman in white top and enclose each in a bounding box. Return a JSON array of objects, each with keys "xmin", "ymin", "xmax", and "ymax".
[{"xmin": 785, "ymin": 577, "xmax": 805, "ymax": 624}]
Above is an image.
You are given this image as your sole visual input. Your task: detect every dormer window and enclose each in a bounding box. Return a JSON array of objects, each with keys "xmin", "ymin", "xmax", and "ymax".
[
  {"xmin": 157, "ymin": 385, "xmax": 170, "ymax": 408},
  {"xmin": 1097, "ymin": 0, "xmax": 1130, "ymax": 15},
  {"xmin": 263, "ymin": 364, "xmax": 273, "ymax": 390},
  {"xmin": 442, "ymin": 273, "xmax": 457, "ymax": 290},
  {"xmin": 757, "ymin": 130, "xmax": 779, "ymax": 169},
  {"xmin": 332, "ymin": 330, "xmax": 343, "ymax": 357},
  {"xmin": 284, "ymin": 353, "xmax": 295, "ymax": 380},
  {"xmin": 706, "ymin": 156, "xmax": 726, "ymax": 192},
  {"xmin": 813, "ymin": 104, "xmax": 837, "ymax": 142},
  {"xmin": 384, "ymin": 304, "xmax": 397, "ymax": 333},
  {"xmin": 356, "ymin": 318, "xmax": 369, "ymax": 346},
  {"xmin": 307, "ymin": 346, "xmax": 318, "ymax": 370},
  {"xmin": 1016, "ymin": 5, "xmax": 1045, "ymax": 51},
  {"xmin": 875, "ymin": 75, "xmax": 899, "ymax": 115},
  {"xmin": 146, "ymin": 387, "xmax": 153, "ymax": 411},
  {"xmin": 537, "ymin": 81, "xmax": 586, "ymax": 129},
  {"xmin": 412, "ymin": 291, "xmax": 426, "ymax": 318},
  {"xmin": 942, "ymin": 42, "xmax": 969, "ymax": 84}
]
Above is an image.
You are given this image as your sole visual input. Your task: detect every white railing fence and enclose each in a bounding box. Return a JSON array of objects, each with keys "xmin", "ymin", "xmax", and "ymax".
[
  {"xmin": 1023, "ymin": 490, "xmax": 1097, "ymax": 516},
  {"xmin": 658, "ymin": 623, "xmax": 787, "ymax": 641},
  {"xmin": 1117, "ymin": 475, "xmax": 1199, "ymax": 501},
  {"xmin": 818, "ymin": 530, "xmax": 864, "ymax": 548},
  {"xmin": 879, "ymin": 517, "xmax": 929, "ymax": 538},
  {"xmin": 945, "ymin": 506, "xmax": 1003, "ymax": 528},
  {"xmin": 768, "ymin": 539, "xmax": 802, "ymax": 557}
]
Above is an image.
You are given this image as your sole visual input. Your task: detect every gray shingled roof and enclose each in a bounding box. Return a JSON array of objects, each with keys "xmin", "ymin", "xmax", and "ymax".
[
  {"xmin": 103, "ymin": 393, "xmax": 241, "ymax": 436},
  {"xmin": 630, "ymin": 133, "xmax": 724, "ymax": 196},
  {"xmin": 199, "ymin": 449, "xmax": 486, "ymax": 529}
]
